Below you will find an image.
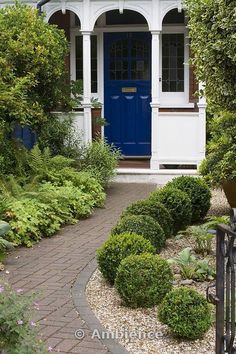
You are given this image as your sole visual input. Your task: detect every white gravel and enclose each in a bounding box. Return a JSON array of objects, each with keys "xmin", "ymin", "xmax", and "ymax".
[{"xmin": 86, "ymin": 189, "xmax": 229, "ymax": 354}]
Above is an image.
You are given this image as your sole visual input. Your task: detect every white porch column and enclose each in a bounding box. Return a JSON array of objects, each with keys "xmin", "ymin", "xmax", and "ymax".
[
  {"xmin": 150, "ymin": 30, "xmax": 161, "ymax": 170},
  {"xmin": 197, "ymin": 82, "xmax": 207, "ymax": 166},
  {"xmin": 81, "ymin": 31, "xmax": 92, "ymax": 143}
]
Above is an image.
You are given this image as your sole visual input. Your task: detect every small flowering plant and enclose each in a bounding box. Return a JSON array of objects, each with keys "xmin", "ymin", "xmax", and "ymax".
[{"xmin": 0, "ymin": 282, "xmax": 47, "ymax": 353}]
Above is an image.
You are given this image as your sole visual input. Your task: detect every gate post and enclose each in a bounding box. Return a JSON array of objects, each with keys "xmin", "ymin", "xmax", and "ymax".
[{"xmin": 215, "ymin": 227, "xmax": 225, "ymax": 354}]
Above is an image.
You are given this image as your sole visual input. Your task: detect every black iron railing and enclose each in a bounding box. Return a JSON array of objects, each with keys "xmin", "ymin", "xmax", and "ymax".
[{"xmin": 207, "ymin": 208, "xmax": 236, "ymax": 354}]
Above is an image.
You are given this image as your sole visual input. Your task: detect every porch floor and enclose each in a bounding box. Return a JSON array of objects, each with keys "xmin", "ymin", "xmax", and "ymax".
[{"xmin": 118, "ymin": 158, "xmax": 150, "ymax": 169}]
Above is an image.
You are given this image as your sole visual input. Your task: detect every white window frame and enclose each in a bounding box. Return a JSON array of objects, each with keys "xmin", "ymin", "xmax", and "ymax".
[{"xmin": 160, "ymin": 25, "xmax": 189, "ymax": 106}]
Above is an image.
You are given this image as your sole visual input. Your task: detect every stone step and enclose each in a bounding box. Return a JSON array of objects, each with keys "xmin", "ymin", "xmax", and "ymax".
[{"xmin": 114, "ymin": 168, "xmax": 198, "ymax": 185}]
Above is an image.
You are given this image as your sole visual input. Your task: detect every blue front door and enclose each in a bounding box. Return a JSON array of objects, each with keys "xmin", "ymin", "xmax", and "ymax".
[{"xmin": 104, "ymin": 32, "xmax": 151, "ymax": 156}]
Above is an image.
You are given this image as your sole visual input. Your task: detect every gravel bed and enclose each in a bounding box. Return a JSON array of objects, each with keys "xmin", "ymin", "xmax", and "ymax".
[{"xmin": 86, "ymin": 189, "xmax": 229, "ymax": 354}]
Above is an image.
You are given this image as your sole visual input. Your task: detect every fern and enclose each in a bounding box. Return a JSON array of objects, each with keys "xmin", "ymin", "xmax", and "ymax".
[{"xmin": 28, "ymin": 145, "xmax": 51, "ymax": 175}]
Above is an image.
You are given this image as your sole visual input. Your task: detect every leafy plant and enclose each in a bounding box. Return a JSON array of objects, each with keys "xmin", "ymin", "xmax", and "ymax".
[
  {"xmin": 205, "ymin": 215, "xmax": 230, "ymax": 229},
  {"xmin": 186, "ymin": 0, "xmax": 236, "ymax": 112},
  {"xmin": 158, "ymin": 287, "xmax": 212, "ymax": 339},
  {"xmin": 91, "ymin": 97, "xmax": 102, "ymax": 109},
  {"xmin": 168, "ymin": 247, "xmax": 215, "ymax": 281},
  {"xmin": 121, "ymin": 199, "xmax": 173, "ymax": 238},
  {"xmin": 97, "ymin": 233, "xmax": 155, "ymax": 284},
  {"xmin": 0, "ymin": 282, "xmax": 47, "ymax": 353},
  {"xmin": 184, "ymin": 225, "xmax": 214, "ymax": 255},
  {"xmin": 199, "ymin": 111, "xmax": 236, "ymax": 185},
  {"xmin": 195, "ymin": 258, "xmax": 215, "ymax": 281},
  {"xmin": 149, "ymin": 186, "xmax": 192, "ymax": 234},
  {"xmin": 0, "ymin": 3, "xmax": 69, "ymax": 128},
  {"xmin": 166, "ymin": 176, "xmax": 211, "ymax": 222},
  {"xmin": 0, "ymin": 221, "xmax": 14, "ymax": 264},
  {"xmin": 37, "ymin": 114, "xmax": 84, "ymax": 159},
  {"xmin": 111, "ymin": 215, "xmax": 166, "ymax": 253},
  {"xmin": 115, "ymin": 253, "xmax": 173, "ymax": 308},
  {"xmin": 168, "ymin": 247, "xmax": 197, "ymax": 280},
  {"xmin": 78, "ymin": 139, "xmax": 121, "ymax": 187}
]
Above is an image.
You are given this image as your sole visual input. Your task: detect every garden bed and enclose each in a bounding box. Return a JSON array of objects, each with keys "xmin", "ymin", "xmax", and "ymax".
[{"xmin": 86, "ymin": 189, "xmax": 230, "ymax": 354}]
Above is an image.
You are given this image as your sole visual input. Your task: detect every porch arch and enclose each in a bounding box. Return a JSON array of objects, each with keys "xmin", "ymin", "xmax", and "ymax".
[
  {"xmin": 91, "ymin": 5, "xmax": 151, "ymax": 30},
  {"xmin": 161, "ymin": 5, "xmax": 182, "ymax": 24},
  {"xmin": 46, "ymin": 6, "xmax": 82, "ymax": 26}
]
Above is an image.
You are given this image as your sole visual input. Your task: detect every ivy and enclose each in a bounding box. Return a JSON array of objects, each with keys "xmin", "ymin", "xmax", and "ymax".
[{"xmin": 185, "ymin": 0, "xmax": 236, "ymax": 111}]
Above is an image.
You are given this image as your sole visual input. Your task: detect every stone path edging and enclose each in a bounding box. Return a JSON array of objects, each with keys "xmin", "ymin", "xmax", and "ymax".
[{"xmin": 72, "ymin": 258, "xmax": 129, "ymax": 354}]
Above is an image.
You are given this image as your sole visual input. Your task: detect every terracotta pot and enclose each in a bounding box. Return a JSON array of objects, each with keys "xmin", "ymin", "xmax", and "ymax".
[
  {"xmin": 222, "ymin": 181, "xmax": 236, "ymax": 208},
  {"xmin": 91, "ymin": 108, "xmax": 102, "ymax": 140}
]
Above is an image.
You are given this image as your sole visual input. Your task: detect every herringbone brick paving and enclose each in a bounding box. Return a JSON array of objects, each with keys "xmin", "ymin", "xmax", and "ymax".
[{"xmin": 4, "ymin": 183, "xmax": 155, "ymax": 354}]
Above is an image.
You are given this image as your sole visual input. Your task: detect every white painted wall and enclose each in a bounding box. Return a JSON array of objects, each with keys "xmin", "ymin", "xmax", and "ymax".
[{"xmin": 157, "ymin": 112, "xmax": 203, "ymax": 166}]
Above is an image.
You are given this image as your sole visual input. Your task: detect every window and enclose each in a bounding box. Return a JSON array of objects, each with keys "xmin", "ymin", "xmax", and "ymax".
[
  {"xmin": 162, "ymin": 33, "xmax": 185, "ymax": 92},
  {"xmin": 75, "ymin": 35, "xmax": 98, "ymax": 93}
]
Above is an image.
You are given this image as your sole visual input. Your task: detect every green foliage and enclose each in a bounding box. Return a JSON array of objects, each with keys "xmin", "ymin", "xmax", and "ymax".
[
  {"xmin": 205, "ymin": 215, "xmax": 230, "ymax": 229},
  {"xmin": 168, "ymin": 247, "xmax": 197, "ymax": 280},
  {"xmin": 0, "ymin": 221, "xmax": 10, "ymax": 237},
  {"xmin": 121, "ymin": 199, "xmax": 173, "ymax": 238},
  {"xmin": 0, "ymin": 221, "xmax": 14, "ymax": 261},
  {"xmin": 54, "ymin": 169, "xmax": 106, "ymax": 207},
  {"xmin": 111, "ymin": 215, "xmax": 166, "ymax": 252},
  {"xmin": 168, "ymin": 247, "xmax": 215, "ymax": 281},
  {"xmin": 2, "ymin": 198, "xmax": 63, "ymax": 247},
  {"xmin": 149, "ymin": 187, "xmax": 192, "ymax": 234},
  {"xmin": 78, "ymin": 139, "xmax": 121, "ymax": 187},
  {"xmin": 158, "ymin": 287, "xmax": 212, "ymax": 339},
  {"xmin": 185, "ymin": 0, "xmax": 236, "ymax": 111},
  {"xmin": 0, "ymin": 3, "xmax": 69, "ymax": 127},
  {"xmin": 1, "ymin": 180, "xmax": 97, "ymax": 247},
  {"xmin": 195, "ymin": 258, "xmax": 215, "ymax": 282},
  {"xmin": 183, "ymin": 225, "xmax": 214, "ymax": 255},
  {"xmin": 166, "ymin": 176, "xmax": 211, "ymax": 222},
  {"xmin": 0, "ymin": 282, "xmax": 47, "ymax": 353},
  {"xmin": 37, "ymin": 114, "xmax": 84, "ymax": 159},
  {"xmin": 199, "ymin": 111, "xmax": 236, "ymax": 185},
  {"xmin": 96, "ymin": 233, "xmax": 155, "ymax": 284},
  {"xmin": 115, "ymin": 253, "xmax": 173, "ymax": 308}
]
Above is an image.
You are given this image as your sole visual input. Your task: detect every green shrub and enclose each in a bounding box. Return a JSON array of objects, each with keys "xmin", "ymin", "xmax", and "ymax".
[
  {"xmin": 37, "ymin": 114, "xmax": 84, "ymax": 159},
  {"xmin": 111, "ymin": 215, "xmax": 166, "ymax": 252},
  {"xmin": 53, "ymin": 169, "xmax": 106, "ymax": 207},
  {"xmin": 115, "ymin": 253, "xmax": 173, "ymax": 308},
  {"xmin": 78, "ymin": 139, "xmax": 121, "ymax": 187},
  {"xmin": 1, "ymin": 181, "xmax": 96, "ymax": 247},
  {"xmin": 3, "ymin": 198, "xmax": 63, "ymax": 247},
  {"xmin": 0, "ymin": 282, "xmax": 47, "ymax": 353},
  {"xmin": 158, "ymin": 287, "xmax": 212, "ymax": 339},
  {"xmin": 121, "ymin": 199, "xmax": 173, "ymax": 238},
  {"xmin": 97, "ymin": 233, "xmax": 155, "ymax": 284},
  {"xmin": 149, "ymin": 187, "xmax": 192, "ymax": 234},
  {"xmin": 166, "ymin": 176, "xmax": 211, "ymax": 222}
]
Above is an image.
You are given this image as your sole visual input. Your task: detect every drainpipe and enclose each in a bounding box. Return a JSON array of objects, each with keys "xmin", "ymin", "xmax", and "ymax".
[{"xmin": 37, "ymin": 0, "xmax": 52, "ymax": 16}]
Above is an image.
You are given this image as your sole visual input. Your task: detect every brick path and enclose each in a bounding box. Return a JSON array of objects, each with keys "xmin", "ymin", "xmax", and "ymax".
[{"xmin": 4, "ymin": 183, "xmax": 155, "ymax": 354}]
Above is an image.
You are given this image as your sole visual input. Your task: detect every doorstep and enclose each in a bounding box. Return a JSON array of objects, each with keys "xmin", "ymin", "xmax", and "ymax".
[{"xmin": 115, "ymin": 168, "xmax": 199, "ymax": 185}]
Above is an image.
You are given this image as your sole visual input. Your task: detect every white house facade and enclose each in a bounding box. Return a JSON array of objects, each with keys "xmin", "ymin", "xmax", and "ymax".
[{"xmin": 1, "ymin": 0, "xmax": 207, "ymax": 171}]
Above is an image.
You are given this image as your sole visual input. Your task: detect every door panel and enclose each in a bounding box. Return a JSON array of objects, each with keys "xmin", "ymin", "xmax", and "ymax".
[{"xmin": 104, "ymin": 32, "xmax": 151, "ymax": 156}]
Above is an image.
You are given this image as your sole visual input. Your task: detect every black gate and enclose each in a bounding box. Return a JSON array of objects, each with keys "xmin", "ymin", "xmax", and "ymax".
[{"xmin": 208, "ymin": 209, "xmax": 236, "ymax": 354}]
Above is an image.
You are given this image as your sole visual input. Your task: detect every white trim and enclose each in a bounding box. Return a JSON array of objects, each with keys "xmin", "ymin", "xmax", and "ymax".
[
  {"xmin": 160, "ymin": 103, "xmax": 195, "ymax": 108},
  {"xmin": 160, "ymin": 25, "xmax": 189, "ymax": 105}
]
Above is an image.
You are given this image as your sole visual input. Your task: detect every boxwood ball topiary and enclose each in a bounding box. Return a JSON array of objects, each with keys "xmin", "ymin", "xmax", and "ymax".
[
  {"xmin": 96, "ymin": 233, "xmax": 155, "ymax": 284},
  {"xmin": 158, "ymin": 287, "xmax": 212, "ymax": 339},
  {"xmin": 111, "ymin": 215, "xmax": 166, "ymax": 252},
  {"xmin": 149, "ymin": 187, "xmax": 192, "ymax": 234},
  {"xmin": 166, "ymin": 176, "xmax": 211, "ymax": 222},
  {"xmin": 115, "ymin": 253, "xmax": 173, "ymax": 308},
  {"xmin": 121, "ymin": 199, "xmax": 174, "ymax": 238}
]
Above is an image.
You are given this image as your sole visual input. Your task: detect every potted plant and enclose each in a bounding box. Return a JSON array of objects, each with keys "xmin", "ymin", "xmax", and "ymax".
[
  {"xmin": 91, "ymin": 98, "xmax": 107, "ymax": 140},
  {"xmin": 199, "ymin": 111, "xmax": 236, "ymax": 207}
]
